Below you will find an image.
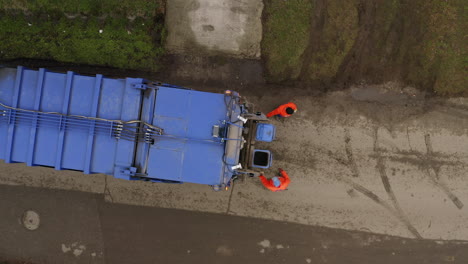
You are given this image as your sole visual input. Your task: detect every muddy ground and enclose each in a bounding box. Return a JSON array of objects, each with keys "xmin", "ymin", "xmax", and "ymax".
[{"xmin": 0, "ymin": 55, "xmax": 265, "ymax": 89}]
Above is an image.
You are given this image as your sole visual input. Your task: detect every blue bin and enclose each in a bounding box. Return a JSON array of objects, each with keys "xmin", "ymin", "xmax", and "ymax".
[{"xmin": 255, "ymin": 123, "xmax": 275, "ymax": 142}]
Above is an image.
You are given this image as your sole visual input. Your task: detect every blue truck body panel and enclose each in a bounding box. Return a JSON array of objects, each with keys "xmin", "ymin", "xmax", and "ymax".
[
  {"xmin": 0, "ymin": 67, "xmax": 140, "ymax": 176},
  {"xmin": 147, "ymin": 88, "xmax": 228, "ymax": 185}
]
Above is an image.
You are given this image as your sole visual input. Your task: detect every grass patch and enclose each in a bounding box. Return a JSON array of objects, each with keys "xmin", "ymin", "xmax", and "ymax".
[
  {"xmin": 386, "ymin": 0, "xmax": 467, "ymax": 95},
  {"xmin": 305, "ymin": 0, "xmax": 359, "ymax": 82},
  {"xmin": 0, "ymin": 0, "xmax": 160, "ymax": 16},
  {"xmin": 261, "ymin": 0, "xmax": 313, "ymax": 82},
  {"xmin": 261, "ymin": 0, "xmax": 467, "ymax": 95},
  {"xmin": 0, "ymin": 0, "xmax": 165, "ymax": 71},
  {"xmin": 415, "ymin": 0, "xmax": 466, "ymax": 95}
]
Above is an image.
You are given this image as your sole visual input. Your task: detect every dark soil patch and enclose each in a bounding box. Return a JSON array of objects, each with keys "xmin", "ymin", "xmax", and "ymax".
[
  {"xmin": 262, "ymin": 0, "xmax": 467, "ymax": 96},
  {"xmin": 0, "ymin": 54, "xmax": 266, "ymax": 92}
]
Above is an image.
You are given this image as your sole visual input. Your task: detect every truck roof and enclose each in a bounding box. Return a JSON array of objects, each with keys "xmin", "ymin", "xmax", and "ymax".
[{"xmin": 145, "ymin": 87, "xmax": 232, "ymax": 185}]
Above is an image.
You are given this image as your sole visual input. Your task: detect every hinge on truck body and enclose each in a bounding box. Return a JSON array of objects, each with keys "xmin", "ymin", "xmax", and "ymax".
[
  {"xmin": 121, "ymin": 166, "xmax": 137, "ymax": 176},
  {"xmin": 132, "ymin": 83, "xmax": 148, "ymax": 90},
  {"xmin": 114, "ymin": 166, "xmax": 149, "ymax": 180}
]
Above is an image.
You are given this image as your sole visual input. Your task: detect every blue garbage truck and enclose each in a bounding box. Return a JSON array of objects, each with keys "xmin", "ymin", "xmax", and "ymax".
[{"xmin": 0, "ymin": 66, "xmax": 276, "ymax": 190}]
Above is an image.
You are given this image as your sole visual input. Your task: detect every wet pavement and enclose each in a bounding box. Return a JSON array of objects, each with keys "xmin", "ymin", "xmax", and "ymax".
[{"xmin": 1, "ymin": 184, "xmax": 467, "ymax": 264}]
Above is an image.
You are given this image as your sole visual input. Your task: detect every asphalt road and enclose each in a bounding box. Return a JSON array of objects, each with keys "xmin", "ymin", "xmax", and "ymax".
[{"xmin": 1, "ymin": 185, "xmax": 467, "ymax": 264}]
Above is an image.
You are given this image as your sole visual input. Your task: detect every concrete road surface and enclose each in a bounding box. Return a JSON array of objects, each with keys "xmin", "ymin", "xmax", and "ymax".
[
  {"xmin": 1, "ymin": 83, "xmax": 468, "ymax": 241},
  {"xmin": 1, "ymin": 185, "xmax": 467, "ymax": 264}
]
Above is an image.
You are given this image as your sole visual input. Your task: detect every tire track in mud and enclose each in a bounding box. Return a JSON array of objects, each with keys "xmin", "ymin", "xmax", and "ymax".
[
  {"xmin": 226, "ymin": 182, "xmax": 236, "ymax": 214},
  {"xmin": 337, "ymin": 129, "xmax": 422, "ymax": 239},
  {"xmin": 406, "ymin": 126, "xmax": 413, "ymax": 151},
  {"xmin": 344, "ymin": 129, "xmax": 360, "ymax": 178},
  {"xmin": 372, "ymin": 129, "xmax": 421, "ymax": 238},
  {"xmin": 335, "ymin": 174, "xmax": 422, "ymax": 239},
  {"xmin": 424, "ymin": 134, "xmax": 464, "ymax": 210},
  {"xmin": 425, "ymin": 168, "xmax": 464, "ymax": 210},
  {"xmin": 376, "ymin": 156, "xmax": 422, "ymax": 239}
]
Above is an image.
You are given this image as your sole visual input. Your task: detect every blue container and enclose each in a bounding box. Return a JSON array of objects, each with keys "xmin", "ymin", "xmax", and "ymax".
[
  {"xmin": 0, "ymin": 66, "xmax": 242, "ymax": 186},
  {"xmin": 255, "ymin": 123, "xmax": 275, "ymax": 142}
]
